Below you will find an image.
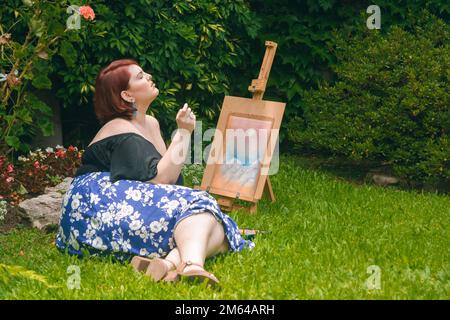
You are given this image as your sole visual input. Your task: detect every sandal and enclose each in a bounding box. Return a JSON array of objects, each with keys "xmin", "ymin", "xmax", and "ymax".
[
  {"xmin": 162, "ymin": 270, "xmax": 180, "ymax": 283},
  {"xmin": 176, "ymin": 261, "xmax": 220, "ymax": 287},
  {"xmin": 130, "ymin": 256, "xmax": 152, "ymax": 273},
  {"xmin": 130, "ymin": 256, "xmax": 177, "ymax": 282}
]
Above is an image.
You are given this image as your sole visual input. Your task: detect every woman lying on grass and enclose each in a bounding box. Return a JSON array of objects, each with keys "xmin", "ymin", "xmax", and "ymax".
[{"xmin": 55, "ymin": 59, "xmax": 254, "ymax": 287}]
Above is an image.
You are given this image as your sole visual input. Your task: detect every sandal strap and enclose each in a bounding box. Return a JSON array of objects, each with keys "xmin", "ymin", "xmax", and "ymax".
[
  {"xmin": 164, "ymin": 258, "xmax": 177, "ymax": 271},
  {"xmin": 176, "ymin": 260, "xmax": 204, "ymax": 274}
]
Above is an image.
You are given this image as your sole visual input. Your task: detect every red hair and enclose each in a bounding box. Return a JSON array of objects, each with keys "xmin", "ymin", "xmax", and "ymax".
[{"xmin": 93, "ymin": 59, "xmax": 139, "ymax": 125}]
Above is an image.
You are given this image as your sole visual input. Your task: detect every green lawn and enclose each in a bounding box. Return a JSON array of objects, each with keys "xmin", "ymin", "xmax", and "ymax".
[{"xmin": 0, "ymin": 154, "xmax": 448, "ymax": 299}]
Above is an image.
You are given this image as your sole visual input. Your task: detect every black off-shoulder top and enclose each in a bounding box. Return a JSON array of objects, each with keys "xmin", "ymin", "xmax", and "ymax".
[{"xmin": 74, "ymin": 132, "xmax": 184, "ymax": 185}]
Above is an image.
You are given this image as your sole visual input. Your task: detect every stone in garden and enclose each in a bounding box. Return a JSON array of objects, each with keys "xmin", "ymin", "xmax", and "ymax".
[
  {"xmin": 44, "ymin": 177, "xmax": 73, "ymax": 194},
  {"xmin": 18, "ymin": 177, "xmax": 73, "ymax": 230},
  {"xmin": 372, "ymin": 174, "xmax": 399, "ymax": 186}
]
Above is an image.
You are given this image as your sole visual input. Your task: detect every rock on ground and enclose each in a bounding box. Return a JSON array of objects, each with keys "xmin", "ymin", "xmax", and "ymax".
[{"xmin": 17, "ymin": 177, "xmax": 73, "ymax": 230}]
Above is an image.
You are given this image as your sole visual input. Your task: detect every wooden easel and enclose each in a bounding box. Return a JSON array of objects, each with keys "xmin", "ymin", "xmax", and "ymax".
[{"xmin": 195, "ymin": 41, "xmax": 279, "ymax": 214}]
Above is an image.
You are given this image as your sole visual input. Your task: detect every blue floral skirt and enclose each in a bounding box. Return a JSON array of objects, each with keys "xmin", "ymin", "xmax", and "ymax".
[{"xmin": 55, "ymin": 172, "xmax": 255, "ymax": 261}]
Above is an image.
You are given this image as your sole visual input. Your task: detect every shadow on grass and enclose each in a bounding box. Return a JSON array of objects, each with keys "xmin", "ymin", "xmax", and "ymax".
[{"xmin": 280, "ymin": 147, "xmax": 449, "ymax": 196}]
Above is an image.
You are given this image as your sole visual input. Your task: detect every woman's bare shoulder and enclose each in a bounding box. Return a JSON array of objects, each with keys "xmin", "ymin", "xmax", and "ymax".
[{"xmin": 89, "ymin": 118, "xmax": 139, "ymax": 146}]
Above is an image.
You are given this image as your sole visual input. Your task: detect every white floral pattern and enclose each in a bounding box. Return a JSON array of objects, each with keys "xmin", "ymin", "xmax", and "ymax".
[{"xmin": 56, "ymin": 172, "xmax": 254, "ymax": 261}]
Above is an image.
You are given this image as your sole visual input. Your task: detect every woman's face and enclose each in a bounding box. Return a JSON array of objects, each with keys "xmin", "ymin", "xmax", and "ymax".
[{"xmin": 124, "ymin": 64, "xmax": 159, "ymax": 106}]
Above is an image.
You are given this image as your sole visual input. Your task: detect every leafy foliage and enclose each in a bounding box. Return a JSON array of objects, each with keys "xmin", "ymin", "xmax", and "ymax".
[
  {"xmin": 50, "ymin": 0, "xmax": 262, "ymax": 148},
  {"xmin": 0, "ymin": 0, "xmax": 95, "ymax": 156},
  {"xmin": 289, "ymin": 11, "xmax": 449, "ymax": 184},
  {"xmin": 247, "ymin": 0, "xmax": 450, "ymax": 144}
]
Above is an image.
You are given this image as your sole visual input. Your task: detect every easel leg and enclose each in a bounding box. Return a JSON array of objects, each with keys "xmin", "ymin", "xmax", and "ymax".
[
  {"xmin": 249, "ymin": 202, "xmax": 257, "ymax": 214},
  {"xmin": 264, "ymin": 177, "xmax": 276, "ymax": 202}
]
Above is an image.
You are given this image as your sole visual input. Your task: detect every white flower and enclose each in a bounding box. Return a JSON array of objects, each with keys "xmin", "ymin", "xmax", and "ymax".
[
  {"xmin": 45, "ymin": 147, "xmax": 54, "ymax": 153},
  {"xmin": 92, "ymin": 236, "xmax": 107, "ymax": 251},
  {"xmin": 116, "ymin": 203, "xmax": 134, "ymax": 221},
  {"xmin": 83, "ymin": 227, "xmax": 96, "ymax": 240},
  {"xmin": 111, "ymin": 241, "xmax": 120, "ymax": 252},
  {"xmin": 72, "ymin": 192, "xmax": 82, "ymax": 201},
  {"xmin": 71, "ymin": 210, "xmax": 83, "ymax": 221},
  {"xmin": 148, "ymin": 252, "xmax": 160, "ymax": 259},
  {"xmin": 159, "ymin": 196, "xmax": 170, "ymax": 203},
  {"xmin": 129, "ymin": 219, "xmax": 143, "ymax": 231},
  {"xmin": 139, "ymin": 248, "xmax": 149, "ymax": 256},
  {"xmin": 57, "ymin": 226, "xmax": 66, "ymax": 243},
  {"xmin": 121, "ymin": 239, "xmax": 131, "ymax": 252},
  {"xmin": 149, "ymin": 218, "xmax": 169, "ymax": 233},
  {"xmin": 150, "ymin": 221, "xmax": 162, "ymax": 233},
  {"xmin": 89, "ymin": 192, "xmax": 100, "ymax": 205},
  {"xmin": 55, "ymin": 144, "xmax": 64, "ymax": 149},
  {"xmin": 68, "ymin": 232, "xmax": 80, "ymax": 251},
  {"xmin": 138, "ymin": 227, "xmax": 150, "ymax": 242},
  {"xmin": 161, "ymin": 199, "xmax": 180, "ymax": 216},
  {"xmin": 101, "ymin": 211, "xmax": 114, "ymax": 226},
  {"xmin": 168, "ymin": 237, "xmax": 175, "ymax": 250},
  {"xmin": 178, "ymin": 197, "xmax": 188, "ymax": 209},
  {"xmin": 130, "ymin": 211, "xmax": 140, "ymax": 221},
  {"xmin": 144, "ymin": 190, "xmax": 154, "ymax": 199},
  {"xmin": 125, "ymin": 187, "xmax": 142, "ymax": 201},
  {"xmin": 90, "ymin": 217, "xmax": 102, "ymax": 230},
  {"xmin": 71, "ymin": 199, "xmax": 80, "ymax": 210},
  {"xmin": 18, "ymin": 156, "xmax": 28, "ymax": 162}
]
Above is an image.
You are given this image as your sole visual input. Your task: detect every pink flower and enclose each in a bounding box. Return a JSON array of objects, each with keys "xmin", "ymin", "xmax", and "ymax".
[
  {"xmin": 79, "ymin": 6, "xmax": 95, "ymax": 21},
  {"xmin": 6, "ymin": 176, "xmax": 14, "ymax": 183},
  {"xmin": 33, "ymin": 161, "xmax": 40, "ymax": 168},
  {"xmin": 6, "ymin": 164, "xmax": 14, "ymax": 173}
]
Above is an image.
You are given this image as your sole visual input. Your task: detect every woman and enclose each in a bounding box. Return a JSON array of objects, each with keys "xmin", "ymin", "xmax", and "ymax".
[{"xmin": 56, "ymin": 59, "xmax": 254, "ymax": 286}]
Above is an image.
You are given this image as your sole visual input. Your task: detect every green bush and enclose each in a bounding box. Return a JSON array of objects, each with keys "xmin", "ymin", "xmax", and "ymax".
[
  {"xmin": 50, "ymin": 0, "xmax": 261, "ymax": 148},
  {"xmin": 1, "ymin": 0, "xmax": 261, "ymax": 152},
  {"xmin": 289, "ymin": 11, "xmax": 449, "ymax": 185},
  {"xmin": 0, "ymin": 0, "xmax": 90, "ymax": 155},
  {"xmin": 248, "ymin": 0, "xmax": 450, "ymax": 145}
]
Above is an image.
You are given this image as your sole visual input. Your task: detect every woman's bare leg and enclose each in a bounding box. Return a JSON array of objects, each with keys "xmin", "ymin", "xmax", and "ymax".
[
  {"xmin": 173, "ymin": 212, "xmax": 228, "ymax": 272},
  {"xmin": 164, "ymin": 218, "xmax": 229, "ymax": 264},
  {"xmin": 206, "ymin": 218, "xmax": 229, "ymax": 257},
  {"xmin": 163, "ymin": 247, "xmax": 181, "ymax": 270}
]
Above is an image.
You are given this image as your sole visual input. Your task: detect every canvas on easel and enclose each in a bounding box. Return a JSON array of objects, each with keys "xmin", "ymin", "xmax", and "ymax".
[{"xmin": 194, "ymin": 41, "xmax": 286, "ymax": 214}]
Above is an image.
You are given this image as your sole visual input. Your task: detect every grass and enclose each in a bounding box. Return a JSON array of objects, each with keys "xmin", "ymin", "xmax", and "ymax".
[{"xmin": 0, "ymin": 154, "xmax": 448, "ymax": 299}]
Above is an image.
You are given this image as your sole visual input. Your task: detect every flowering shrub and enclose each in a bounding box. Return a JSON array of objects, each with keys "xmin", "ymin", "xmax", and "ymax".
[
  {"xmin": 0, "ymin": 145, "xmax": 83, "ymax": 205},
  {"xmin": 0, "ymin": 155, "xmax": 20, "ymax": 205},
  {"xmin": 0, "ymin": 1, "xmax": 95, "ymax": 155}
]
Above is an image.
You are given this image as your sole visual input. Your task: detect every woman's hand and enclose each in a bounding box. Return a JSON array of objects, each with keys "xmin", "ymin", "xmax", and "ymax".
[
  {"xmin": 176, "ymin": 103, "xmax": 196, "ymax": 133},
  {"xmin": 149, "ymin": 103, "xmax": 195, "ymax": 184}
]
